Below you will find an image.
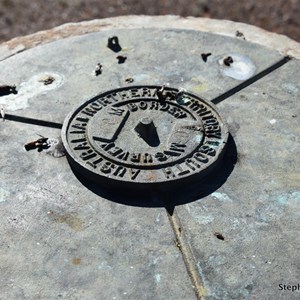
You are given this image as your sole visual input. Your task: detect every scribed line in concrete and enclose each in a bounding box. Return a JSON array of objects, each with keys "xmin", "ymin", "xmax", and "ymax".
[
  {"xmin": 167, "ymin": 209, "xmax": 207, "ymax": 300},
  {"xmin": 211, "ymin": 56, "xmax": 292, "ymax": 105},
  {"xmin": 4, "ymin": 113, "xmax": 63, "ymax": 129}
]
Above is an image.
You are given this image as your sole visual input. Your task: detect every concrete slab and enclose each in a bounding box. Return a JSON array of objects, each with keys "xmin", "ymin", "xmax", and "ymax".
[
  {"xmin": 0, "ymin": 28, "xmax": 283, "ymax": 124},
  {"xmin": 0, "ymin": 16, "xmax": 299, "ymax": 300},
  {"xmin": 176, "ymin": 58, "xmax": 300, "ymax": 299},
  {"xmin": 0, "ymin": 121, "xmax": 195, "ymax": 299}
]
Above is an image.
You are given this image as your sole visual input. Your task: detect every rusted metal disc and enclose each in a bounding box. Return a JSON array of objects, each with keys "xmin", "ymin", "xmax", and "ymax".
[{"xmin": 62, "ymin": 86, "xmax": 228, "ymax": 188}]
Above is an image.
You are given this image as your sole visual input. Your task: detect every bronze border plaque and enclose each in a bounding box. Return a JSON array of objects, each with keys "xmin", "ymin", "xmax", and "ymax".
[{"xmin": 62, "ymin": 86, "xmax": 228, "ymax": 188}]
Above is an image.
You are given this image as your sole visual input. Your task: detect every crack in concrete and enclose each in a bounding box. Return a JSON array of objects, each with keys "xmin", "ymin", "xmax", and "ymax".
[
  {"xmin": 167, "ymin": 208, "xmax": 207, "ymax": 300},
  {"xmin": 163, "ymin": 56, "xmax": 292, "ymax": 299}
]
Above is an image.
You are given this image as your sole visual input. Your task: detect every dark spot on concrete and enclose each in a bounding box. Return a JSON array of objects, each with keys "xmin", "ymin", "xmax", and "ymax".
[
  {"xmin": 125, "ymin": 77, "xmax": 134, "ymax": 83},
  {"xmin": 47, "ymin": 211, "xmax": 84, "ymax": 231},
  {"xmin": 223, "ymin": 56, "xmax": 233, "ymax": 66},
  {"xmin": 201, "ymin": 52, "xmax": 212, "ymax": 62},
  {"xmin": 117, "ymin": 55, "xmax": 127, "ymax": 64},
  {"xmin": 245, "ymin": 284, "xmax": 253, "ymax": 292},
  {"xmin": 236, "ymin": 30, "xmax": 246, "ymax": 40},
  {"xmin": 0, "ymin": 85, "xmax": 17, "ymax": 96},
  {"xmin": 214, "ymin": 232, "xmax": 225, "ymax": 240},
  {"xmin": 72, "ymin": 257, "xmax": 81, "ymax": 265},
  {"xmin": 24, "ymin": 137, "xmax": 49, "ymax": 152},
  {"xmin": 94, "ymin": 63, "xmax": 102, "ymax": 76},
  {"xmin": 107, "ymin": 36, "xmax": 122, "ymax": 52}
]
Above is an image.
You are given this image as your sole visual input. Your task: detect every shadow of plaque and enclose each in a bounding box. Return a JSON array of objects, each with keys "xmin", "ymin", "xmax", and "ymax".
[{"xmin": 69, "ymin": 134, "xmax": 236, "ymax": 212}]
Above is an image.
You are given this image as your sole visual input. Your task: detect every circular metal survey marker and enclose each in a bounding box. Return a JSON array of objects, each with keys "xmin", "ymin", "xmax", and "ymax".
[{"xmin": 62, "ymin": 85, "xmax": 228, "ymax": 188}]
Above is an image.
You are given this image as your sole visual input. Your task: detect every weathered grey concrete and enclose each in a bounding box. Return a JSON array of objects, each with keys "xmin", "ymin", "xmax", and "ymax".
[
  {"xmin": 0, "ymin": 16, "xmax": 299, "ymax": 300},
  {"xmin": 0, "ymin": 124, "xmax": 195, "ymax": 300},
  {"xmin": 176, "ymin": 59, "xmax": 300, "ymax": 299},
  {"xmin": 0, "ymin": 28, "xmax": 283, "ymax": 123}
]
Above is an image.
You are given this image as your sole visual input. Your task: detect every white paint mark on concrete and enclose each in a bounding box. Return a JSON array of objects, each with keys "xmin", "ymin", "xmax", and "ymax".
[
  {"xmin": 269, "ymin": 119, "xmax": 276, "ymax": 125},
  {"xmin": 278, "ymin": 195, "xmax": 288, "ymax": 205},
  {"xmin": 195, "ymin": 214, "xmax": 214, "ymax": 225},
  {"xmin": 153, "ymin": 257, "xmax": 161, "ymax": 265},
  {"xmin": 219, "ymin": 54, "xmax": 256, "ymax": 81},
  {"xmin": 292, "ymin": 191, "xmax": 300, "ymax": 202},
  {"xmin": 211, "ymin": 192, "xmax": 232, "ymax": 203},
  {"xmin": 195, "ymin": 134, "xmax": 203, "ymax": 143},
  {"xmin": 282, "ymin": 83, "xmax": 299, "ymax": 95},
  {"xmin": 0, "ymin": 187, "xmax": 10, "ymax": 203},
  {"xmin": 278, "ymin": 191, "xmax": 300, "ymax": 205},
  {"xmin": 155, "ymin": 211, "xmax": 161, "ymax": 223},
  {"xmin": 0, "ymin": 73, "xmax": 64, "ymax": 111},
  {"xmin": 154, "ymin": 274, "xmax": 161, "ymax": 283},
  {"xmin": 98, "ymin": 261, "xmax": 112, "ymax": 270}
]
